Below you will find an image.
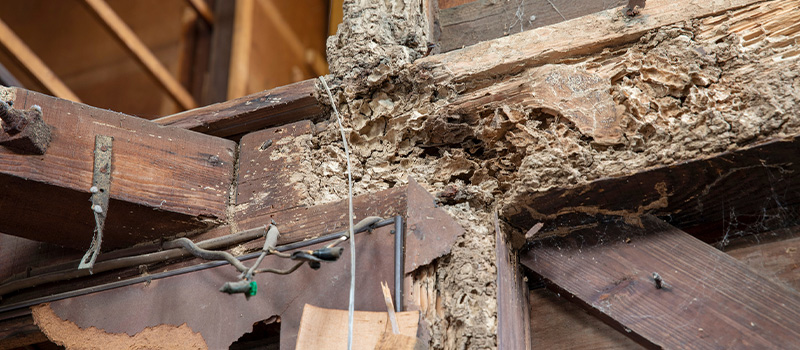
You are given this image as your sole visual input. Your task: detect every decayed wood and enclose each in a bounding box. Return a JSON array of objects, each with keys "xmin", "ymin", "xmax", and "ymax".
[
  {"xmin": 81, "ymin": 0, "xmax": 198, "ymax": 110},
  {"xmin": 438, "ymin": 0, "xmax": 626, "ymax": 53},
  {"xmin": 235, "ymin": 120, "xmax": 313, "ymax": 218},
  {"xmin": 495, "ymin": 212, "xmax": 531, "ymax": 350},
  {"xmin": 0, "ymin": 18, "xmax": 80, "ymax": 102},
  {"xmin": 153, "ymin": 79, "xmax": 323, "ymax": 138},
  {"xmin": 418, "ymin": 0, "xmax": 764, "ymax": 84},
  {"xmin": 503, "ymin": 135, "xmax": 800, "ymax": 239},
  {"xmin": 0, "ymin": 86, "xmax": 236, "ymax": 249},
  {"xmin": 522, "ymin": 216, "xmax": 800, "ymax": 349}
]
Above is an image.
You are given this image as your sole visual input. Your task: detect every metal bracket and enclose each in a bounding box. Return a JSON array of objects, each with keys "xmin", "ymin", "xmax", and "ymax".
[{"xmin": 79, "ymin": 135, "xmax": 113, "ymax": 270}]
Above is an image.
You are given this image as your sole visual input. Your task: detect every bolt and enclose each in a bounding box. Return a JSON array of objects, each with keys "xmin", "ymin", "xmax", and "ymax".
[
  {"xmin": 92, "ymin": 204, "xmax": 104, "ymax": 214},
  {"xmin": 90, "ymin": 186, "xmax": 99, "ymax": 193},
  {"xmin": 653, "ymin": 272, "xmax": 663, "ymax": 289}
]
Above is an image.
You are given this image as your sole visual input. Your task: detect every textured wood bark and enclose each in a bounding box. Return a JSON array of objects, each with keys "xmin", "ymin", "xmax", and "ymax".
[
  {"xmin": 153, "ymin": 79, "xmax": 322, "ymax": 138},
  {"xmin": 0, "ymin": 87, "xmax": 236, "ymax": 249},
  {"xmin": 522, "ymin": 216, "xmax": 800, "ymax": 349}
]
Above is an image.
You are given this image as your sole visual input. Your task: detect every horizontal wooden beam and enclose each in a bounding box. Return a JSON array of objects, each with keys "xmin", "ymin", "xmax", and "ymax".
[
  {"xmin": 437, "ymin": 0, "xmax": 626, "ymax": 53},
  {"xmin": 82, "ymin": 0, "xmax": 198, "ymax": 110},
  {"xmin": 0, "ymin": 17, "xmax": 80, "ymax": 102},
  {"xmin": 503, "ymin": 134, "xmax": 800, "ymax": 239},
  {"xmin": 153, "ymin": 79, "xmax": 323, "ymax": 138},
  {"xmin": 522, "ymin": 216, "xmax": 800, "ymax": 349},
  {"xmin": 0, "ymin": 86, "xmax": 236, "ymax": 250},
  {"xmin": 418, "ymin": 0, "xmax": 764, "ymax": 84},
  {"xmin": 0, "ymin": 314, "xmax": 46, "ymax": 350}
]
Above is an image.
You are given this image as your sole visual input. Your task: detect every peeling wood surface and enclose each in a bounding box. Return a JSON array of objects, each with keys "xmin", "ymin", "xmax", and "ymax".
[
  {"xmin": 405, "ymin": 178, "xmax": 465, "ymax": 273},
  {"xmin": 495, "ymin": 213, "xmax": 530, "ymax": 350},
  {"xmin": 438, "ymin": 0, "xmax": 626, "ymax": 52},
  {"xmin": 419, "ymin": 0, "xmax": 765, "ymax": 84},
  {"xmin": 0, "ymin": 87, "xmax": 236, "ymax": 249},
  {"xmin": 522, "ymin": 216, "xmax": 800, "ymax": 349},
  {"xmin": 503, "ymin": 135, "xmax": 800, "ymax": 238},
  {"xmin": 154, "ymin": 79, "xmax": 322, "ymax": 138},
  {"xmin": 235, "ymin": 121, "xmax": 313, "ymax": 218}
]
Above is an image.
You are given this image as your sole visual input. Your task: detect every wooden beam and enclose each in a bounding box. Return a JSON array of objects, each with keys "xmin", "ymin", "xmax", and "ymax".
[
  {"xmin": 522, "ymin": 216, "xmax": 800, "ymax": 349},
  {"xmin": 0, "ymin": 314, "xmax": 46, "ymax": 350},
  {"xmin": 203, "ymin": 0, "xmax": 236, "ymax": 105},
  {"xmin": 723, "ymin": 225, "xmax": 800, "ymax": 292},
  {"xmin": 256, "ymin": 0, "xmax": 328, "ymax": 76},
  {"xmin": 81, "ymin": 0, "xmax": 198, "ymax": 110},
  {"xmin": 0, "ymin": 86, "xmax": 236, "ymax": 250},
  {"xmin": 153, "ymin": 79, "xmax": 323, "ymax": 138},
  {"xmin": 417, "ymin": 0, "xmax": 765, "ymax": 84},
  {"xmin": 503, "ymin": 135, "xmax": 800, "ymax": 240},
  {"xmin": 0, "ymin": 18, "xmax": 80, "ymax": 102},
  {"xmin": 495, "ymin": 212, "xmax": 531, "ymax": 350},
  {"xmin": 227, "ymin": 0, "xmax": 255, "ymax": 99},
  {"xmin": 437, "ymin": 0, "xmax": 626, "ymax": 52},
  {"xmin": 186, "ymin": 0, "xmax": 215, "ymax": 24},
  {"xmin": 0, "ymin": 61, "xmax": 22, "ymax": 88}
]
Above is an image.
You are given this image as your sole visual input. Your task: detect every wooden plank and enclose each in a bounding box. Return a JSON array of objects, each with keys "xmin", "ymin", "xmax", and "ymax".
[
  {"xmin": 438, "ymin": 0, "xmax": 476, "ymax": 9},
  {"xmin": 438, "ymin": 0, "xmax": 626, "ymax": 52},
  {"xmin": 522, "ymin": 216, "xmax": 800, "ymax": 349},
  {"xmin": 203, "ymin": 0, "xmax": 236, "ymax": 105},
  {"xmin": 529, "ymin": 288, "xmax": 644, "ymax": 350},
  {"xmin": 256, "ymin": 0, "xmax": 328, "ymax": 76},
  {"xmin": 0, "ymin": 314, "xmax": 47, "ymax": 350},
  {"xmin": 495, "ymin": 212, "xmax": 531, "ymax": 350},
  {"xmin": 81, "ymin": 0, "xmax": 198, "ymax": 110},
  {"xmin": 723, "ymin": 225, "xmax": 800, "ymax": 293},
  {"xmin": 0, "ymin": 17, "xmax": 80, "ymax": 102},
  {"xmin": 295, "ymin": 305, "xmax": 419, "ymax": 350},
  {"xmin": 227, "ymin": 0, "xmax": 255, "ymax": 99},
  {"xmin": 503, "ymin": 135, "xmax": 800, "ymax": 239},
  {"xmin": 187, "ymin": 0, "xmax": 215, "ymax": 24},
  {"xmin": 0, "ymin": 86, "xmax": 236, "ymax": 249},
  {"xmin": 153, "ymin": 79, "xmax": 323, "ymax": 138},
  {"xmin": 235, "ymin": 121, "xmax": 314, "ymax": 218},
  {"xmin": 417, "ymin": 0, "xmax": 765, "ymax": 84},
  {"xmin": 0, "ymin": 61, "xmax": 22, "ymax": 88}
]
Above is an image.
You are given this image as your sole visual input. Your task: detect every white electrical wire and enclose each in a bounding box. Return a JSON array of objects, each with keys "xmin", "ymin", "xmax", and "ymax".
[{"xmin": 319, "ymin": 76, "xmax": 357, "ymax": 350}]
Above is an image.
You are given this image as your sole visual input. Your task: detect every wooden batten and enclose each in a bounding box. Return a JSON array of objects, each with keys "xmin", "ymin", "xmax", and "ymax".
[
  {"xmin": 154, "ymin": 79, "xmax": 323, "ymax": 138},
  {"xmin": 522, "ymin": 216, "xmax": 800, "ymax": 349},
  {"xmin": 0, "ymin": 86, "xmax": 236, "ymax": 250}
]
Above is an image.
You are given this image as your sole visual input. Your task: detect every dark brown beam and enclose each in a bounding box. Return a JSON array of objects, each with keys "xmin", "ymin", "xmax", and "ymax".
[
  {"xmin": 495, "ymin": 212, "xmax": 531, "ymax": 350},
  {"xmin": 202, "ymin": 0, "xmax": 235, "ymax": 105},
  {"xmin": 503, "ymin": 135, "xmax": 800, "ymax": 240},
  {"xmin": 438, "ymin": 0, "xmax": 626, "ymax": 52},
  {"xmin": 0, "ymin": 86, "xmax": 236, "ymax": 250},
  {"xmin": 522, "ymin": 216, "xmax": 800, "ymax": 349},
  {"xmin": 153, "ymin": 79, "xmax": 323, "ymax": 138},
  {"xmin": 0, "ymin": 314, "xmax": 46, "ymax": 350}
]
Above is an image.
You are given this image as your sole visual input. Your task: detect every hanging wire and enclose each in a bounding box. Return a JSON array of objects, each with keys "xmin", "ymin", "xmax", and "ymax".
[{"xmin": 319, "ymin": 76, "xmax": 357, "ymax": 350}]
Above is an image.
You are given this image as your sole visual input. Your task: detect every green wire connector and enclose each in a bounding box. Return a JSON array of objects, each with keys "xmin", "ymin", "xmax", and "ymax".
[{"xmin": 248, "ymin": 280, "xmax": 257, "ymax": 296}]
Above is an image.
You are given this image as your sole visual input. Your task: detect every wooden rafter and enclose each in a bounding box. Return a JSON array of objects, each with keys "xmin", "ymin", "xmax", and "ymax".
[
  {"xmin": 186, "ymin": 0, "xmax": 215, "ymax": 24},
  {"xmin": 522, "ymin": 216, "xmax": 800, "ymax": 349},
  {"xmin": 0, "ymin": 86, "xmax": 235, "ymax": 250},
  {"xmin": 227, "ymin": 0, "xmax": 255, "ymax": 100},
  {"xmin": 256, "ymin": 0, "xmax": 328, "ymax": 76},
  {"xmin": 0, "ymin": 18, "xmax": 80, "ymax": 102},
  {"xmin": 81, "ymin": 0, "xmax": 198, "ymax": 110},
  {"xmin": 154, "ymin": 79, "xmax": 323, "ymax": 138}
]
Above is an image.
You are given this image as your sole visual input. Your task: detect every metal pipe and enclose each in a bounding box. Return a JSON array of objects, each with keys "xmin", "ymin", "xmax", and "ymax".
[
  {"xmin": 394, "ymin": 215, "xmax": 404, "ymax": 312},
  {"xmin": 0, "ymin": 218, "xmax": 396, "ymax": 315}
]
